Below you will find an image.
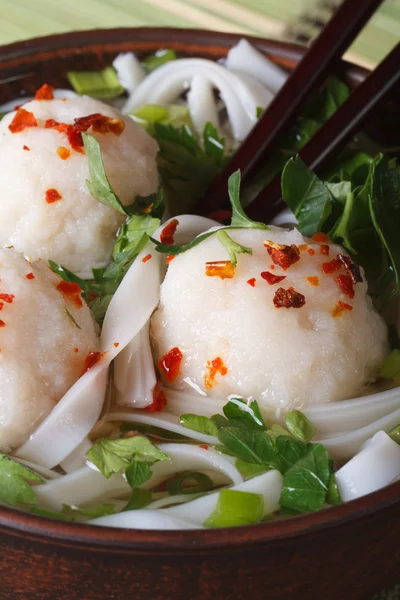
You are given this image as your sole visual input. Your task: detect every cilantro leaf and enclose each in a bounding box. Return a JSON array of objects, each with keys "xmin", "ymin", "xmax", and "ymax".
[
  {"xmin": 279, "ymin": 443, "xmax": 330, "ymax": 513},
  {"xmin": 82, "ymin": 133, "xmax": 128, "ymax": 215},
  {"xmin": 285, "ymin": 410, "xmax": 316, "ymax": 442},
  {"xmin": 216, "ymin": 230, "xmax": 252, "ymax": 266},
  {"xmin": 229, "ymin": 170, "xmax": 269, "ymax": 230},
  {"xmin": 179, "ymin": 414, "xmax": 219, "ymax": 437},
  {"xmin": 124, "ymin": 461, "xmax": 154, "ymax": 487},
  {"xmin": 123, "ymin": 488, "xmax": 152, "ymax": 511},
  {"xmin": 217, "ymin": 427, "xmax": 280, "ymax": 470},
  {"xmin": 112, "ymin": 214, "xmax": 160, "ymax": 258},
  {"xmin": 0, "ymin": 454, "xmax": 43, "ymax": 507},
  {"xmin": 203, "ymin": 122, "xmax": 226, "ymax": 167},
  {"xmin": 222, "ymin": 397, "xmax": 267, "ymax": 431},
  {"xmin": 235, "ymin": 460, "xmax": 270, "ymax": 479},
  {"xmin": 86, "ymin": 436, "xmax": 169, "ymax": 478}
]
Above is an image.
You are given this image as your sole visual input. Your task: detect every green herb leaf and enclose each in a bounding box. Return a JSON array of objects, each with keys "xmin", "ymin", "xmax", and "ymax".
[
  {"xmin": 217, "ymin": 427, "xmax": 280, "ymax": 470},
  {"xmin": 216, "ymin": 230, "xmax": 252, "ymax": 266},
  {"xmin": 203, "ymin": 488, "xmax": 264, "ymax": 528},
  {"xmin": 165, "ymin": 471, "xmax": 214, "ymax": 495},
  {"xmin": 281, "ymin": 156, "xmax": 333, "ymax": 236},
  {"xmin": 86, "ymin": 436, "xmax": 169, "ymax": 478},
  {"xmin": 123, "ymin": 488, "xmax": 152, "ymax": 511},
  {"xmin": 379, "ymin": 350, "xmax": 400, "ymax": 380},
  {"xmin": 285, "ymin": 410, "xmax": 316, "ymax": 442},
  {"xmin": 222, "ymin": 398, "xmax": 267, "ymax": 431},
  {"xmin": 48, "ymin": 260, "xmax": 90, "ymax": 301},
  {"xmin": 228, "ymin": 170, "xmax": 269, "ymax": 230},
  {"xmin": 266, "ymin": 424, "xmax": 290, "ymax": 442},
  {"xmin": 142, "ymin": 49, "xmax": 177, "ymax": 72},
  {"xmin": 203, "ymin": 122, "xmax": 226, "ymax": 166},
  {"xmin": 279, "ymin": 443, "xmax": 330, "ymax": 513},
  {"xmin": 67, "ymin": 66, "xmax": 125, "ymax": 98},
  {"xmin": 125, "ymin": 461, "xmax": 153, "ymax": 487},
  {"xmin": 235, "ymin": 460, "xmax": 270, "ymax": 479},
  {"xmin": 274, "ymin": 436, "xmax": 309, "ymax": 473},
  {"xmin": 179, "ymin": 414, "xmax": 219, "ymax": 437},
  {"xmin": 0, "ymin": 455, "xmax": 42, "ymax": 507},
  {"xmin": 82, "ymin": 133, "xmax": 128, "ymax": 215},
  {"xmin": 388, "ymin": 425, "xmax": 400, "ymax": 445},
  {"xmin": 326, "ymin": 473, "xmax": 342, "ymax": 506}
]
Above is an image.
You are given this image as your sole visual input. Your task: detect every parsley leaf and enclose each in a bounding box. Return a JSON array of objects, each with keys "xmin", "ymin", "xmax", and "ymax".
[
  {"xmin": 82, "ymin": 133, "xmax": 128, "ymax": 216},
  {"xmin": 216, "ymin": 230, "xmax": 252, "ymax": 266},
  {"xmin": 222, "ymin": 397, "xmax": 267, "ymax": 431},
  {"xmin": 285, "ymin": 410, "xmax": 316, "ymax": 442},
  {"xmin": 0, "ymin": 454, "xmax": 43, "ymax": 507},
  {"xmin": 86, "ymin": 436, "xmax": 169, "ymax": 478},
  {"xmin": 124, "ymin": 461, "xmax": 154, "ymax": 487},
  {"xmin": 229, "ymin": 170, "xmax": 269, "ymax": 230},
  {"xmin": 235, "ymin": 460, "xmax": 270, "ymax": 479},
  {"xmin": 179, "ymin": 414, "xmax": 219, "ymax": 437},
  {"xmin": 217, "ymin": 427, "xmax": 280, "ymax": 470}
]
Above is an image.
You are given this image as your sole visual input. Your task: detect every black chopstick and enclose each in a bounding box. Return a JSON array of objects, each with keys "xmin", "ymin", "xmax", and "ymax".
[
  {"xmin": 194, "ymin": 0, "xmax": 385, "ymax": 217},
  {"xmin": 246, "ymin": 42, "xmax": 400, "ymax": 222}
]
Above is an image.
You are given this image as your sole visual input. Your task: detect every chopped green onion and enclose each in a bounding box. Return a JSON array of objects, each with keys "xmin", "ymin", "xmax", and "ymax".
[
  {"xmin": 379, "ymin": 350, "xmax": 400, "ymax": 380},
  {"xmin": 131, "ymin": 104, "xmax": 191, "ymax": 131},
  {"xmin": 142, "ymin": 49, "xmax": 177, "ymax": 72},
  {"xmin": 166, "ymin": 471, "xmax": 214, "ymax": 495},
  {"xmin": 203, "ymin": 488, "xmax": 264, "ymax": 528},
  {"xmin": 388, "ymin": 425, "xmax": 400, "ymax": 445},
  {"xmin": 67, "ymin": 67, "xmax": 125, "ymax": 99}
]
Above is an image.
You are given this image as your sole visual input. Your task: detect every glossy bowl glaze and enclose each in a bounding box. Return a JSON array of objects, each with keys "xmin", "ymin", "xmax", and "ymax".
[{"xmin": 0, "ymin": 28, "xmax": 399, "ymax": 600}]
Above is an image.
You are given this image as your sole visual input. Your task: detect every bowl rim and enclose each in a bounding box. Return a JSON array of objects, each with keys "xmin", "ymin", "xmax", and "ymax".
[{"xmin": 0, "ymin": 26, "xmax": 395, "ymax": 551}]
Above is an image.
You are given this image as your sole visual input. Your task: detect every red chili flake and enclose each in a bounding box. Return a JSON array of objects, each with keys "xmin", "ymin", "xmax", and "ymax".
[
  {"xmin": 264, "ymin": 241, "xmax": 300, "ymax": 270},
  {"xmin": 26, "ymin": 273, "xmax": 35, "ymax": 280},
  {"xmin": 23, "ymin": 145, "xmax": 30, "ymax": 151},
  {"xmin": 57, "ymin": 146, "xmax": 71, "ymax": 160},
  {"xmin": 312, "ymin": 232, "xmax": 330, "ymax": 243},
  {"xmin": 0, "ymin": 321, "xmax": 6, "ymax": 328},
  {"xmin": 261, "ymin": 271, "xmax": 286, "ymax": 285},
  {"xmin": 269, "ymin": 264, "xmax": 275, "ymax": 270},
  {"xmin": 82, "ymin": 351, "xmax": 104, "ymax": 375},
  {"xmin": 8, "ymin": 108, "xmax": 38, "ymax": 133},
  {"xmin": 74, "ymin": 348, "xmax": 79, "ymax": 353},
  {"xmin": 159, "ymin": 347, "xmax": 183, "ymax": 383},
  {"xmin": 74, "ymin": 113, "xmax": 125, "ymax": 136},
  {"xmin": 205, "ymin": 357, "xmax": 228, "ymax": 389},
  {"xmin": 160, "ymin": 219, "xmax": 179, "ymax": 245},
  {"xmin": 299, "ymin": 244, "xmax": 308, "ymax": 252},
  {"xmin": 199, "ymin": 444, "xmax": 209, "ymax": 450},
  {"xmin": 307, "ymin": 276, "xmax": 319, "ymax": 286},
  {"xmin": 45, "ymin": 188, "xmax": 62, "ymax": 204},
  {"xmin": 142, "ymin": 254, "xmax": 152, "ymax": 263},
  {"xmin": 332, "ymin": 300, "xmax": 353, "ymax": 318},
  {"xmin": 166, "ymin": 255, "xmax": 175, "ymax": 265},
  {"xmin": 337, "ymin": 253, "xmax": 363, "ymax": 284},
  {"xmin": 247, "ymin": 278, "xmax": 256, "ymax": 287},
  {"xmin": 205, "ymin": 260, "xmax": 236, "ymax": 279},
  {"xmin": 45, "ymin": 120, "xmax": 85, "ymax": 153},
  {"xmin": 336, "ymin": 274, "xmax": 355, "ymax": 299},
  {"xmin": 56, "ymin": 280, "xmax": 83, "ymax": 308},
  {"xmin": 0, "ymin": 303, "xmax": 3, "ymax": 311},
  {"xmin": 320, "ymin": 244, "xmax": 330, "ymax": 256},
  {"xmin": 273, "ymin": 287, "xmax": 306, "ymax": 309},
  {"xmin": 207, "ymin": 209, "xmax": 232, "ymax": 223},
  {"xmin": 322, "ymin": 259, "xmax": 342, "ymax": 274},
  {"xmin": 0, "ymin": 294, "xmax": 14, "ymax": 304},
  {"xmin": 144, "ymin": 381, "xmax": 167, "ymax": 413},
  {"xmin": 114, "ymin": 342, "xmax": 119, "ymax": 348},
  {"xmin": 34, "ymin": 84, "xmax": 54, "ymax": 100},
  {"xmin": 307, "ymin": 248, "xmax": 315, "ymax": 256}
]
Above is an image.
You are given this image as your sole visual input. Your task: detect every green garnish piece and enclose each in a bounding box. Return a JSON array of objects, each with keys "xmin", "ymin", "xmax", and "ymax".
[
  {"xmin": 203, "ymin": 489, "xmax": 264, "ymax": 528},
  {"xmin": 142, "ymin": 49, "xmax": 177, "ymax": 72},
  {"xmin": 379, "ymin": 350, "xmax": 400, "ymax": 380},
  {"xmin": 62, "ymin": 503, "xmax": 115, "ymax": 520},
  {"xmin": 235, "ymin": 460, "xmax": 270, "ymax": 479},
  {"xmin": 228, "ymin": 170, "xmax": 269, "ymax": 230},
  {"xmin": 49, "ymin": 260, "xmax": 90, "ymax": 301},
  {"xmin": 222, "ymin": 397, "xmax": 267, "ymax": 431},
  {"xmin": 86, "ymin": 436, "xmax": 168, "ymax": 479},
  {"xmin": 217, "ymin": 427, "xmax": 280, "ymax": 470},
  {"xmin": 131, "ymin": 104, "xmax": 192, "ymax": 131},
  {"xmin": 325, "ymin": 473, "xmax": 342, "ymax": 506},
  {"xmin": 203, "ymin": 122, "xmax": 226, "ymax": 167},
  {"xmin": 179, "ymin": 414, "xmax": 219, "ymax": 437},
  {"xmin": 216, "ymin": 230, "xmax": 252, "ymax": 266},
  {"xmin": 67, "ymin": 66, "xmax": 125, "ymax": 98},
  {"xmin": 31, "ymin": 507, "xmax": 74, "ymax": 521},
  {"xmin": 82, "ymin": 133, "xmax": 128, "ymax": 215},
  {"xmin": 388, "ymin": 425, "xmax": 400, "ymax": 445},
  {"xmin": 0, "ymin": 454, "xmax": 43, "ymax": 507},
  {"xmin": 165, "ymin": 471, "xmax": 214, "ymax": 495},
  {"xmin": 124, "ymin": 461, "xmax": 154, "ymax": 487},
  {"xmin": 123, "ymin": 488, "xmax": 152, "ymax": 511},
  {"xmin": 285, "ymin": 410, "xmax": 316, "ymax": 443}
]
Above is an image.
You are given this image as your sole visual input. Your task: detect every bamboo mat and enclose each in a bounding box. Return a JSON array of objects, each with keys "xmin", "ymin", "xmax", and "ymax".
[
  {"xmin": 0, "ymin": 0, "xmax": 399, "ymax": 67},
  {"xmin": 0, "ymin": 1, "xmax": 400, "ymax": 598}
]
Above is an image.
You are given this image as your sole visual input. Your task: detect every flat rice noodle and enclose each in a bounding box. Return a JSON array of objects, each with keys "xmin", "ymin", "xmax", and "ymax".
[
  {"xmin": 91, "ymin": 509, "xmax": 202, "ymax": 529},
  {"xmin": 113, "ymin": 52, "xmax": 146, "ymax": 99},
  {"xmin": 186, "ymin": 75, "xmax": 219, "ymax": 135},
  {"xmin": 124, "ymin": 58, "xmax": 272, "ymax": 140},
  {"xmin": 335, "ymin": 431, "xmax": 400, "ymax": 501}
]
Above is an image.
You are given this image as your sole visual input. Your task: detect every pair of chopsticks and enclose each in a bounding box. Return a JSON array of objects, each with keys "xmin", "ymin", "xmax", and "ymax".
[{"xmin": 194, "ymin": 0, "xmax": 399, "ymax": 222}]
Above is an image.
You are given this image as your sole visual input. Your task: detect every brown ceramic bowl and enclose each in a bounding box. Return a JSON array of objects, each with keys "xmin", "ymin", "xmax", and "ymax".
[{"xmin": 0, "ymin": 28, "xmax": 399, "ymax": 600}]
